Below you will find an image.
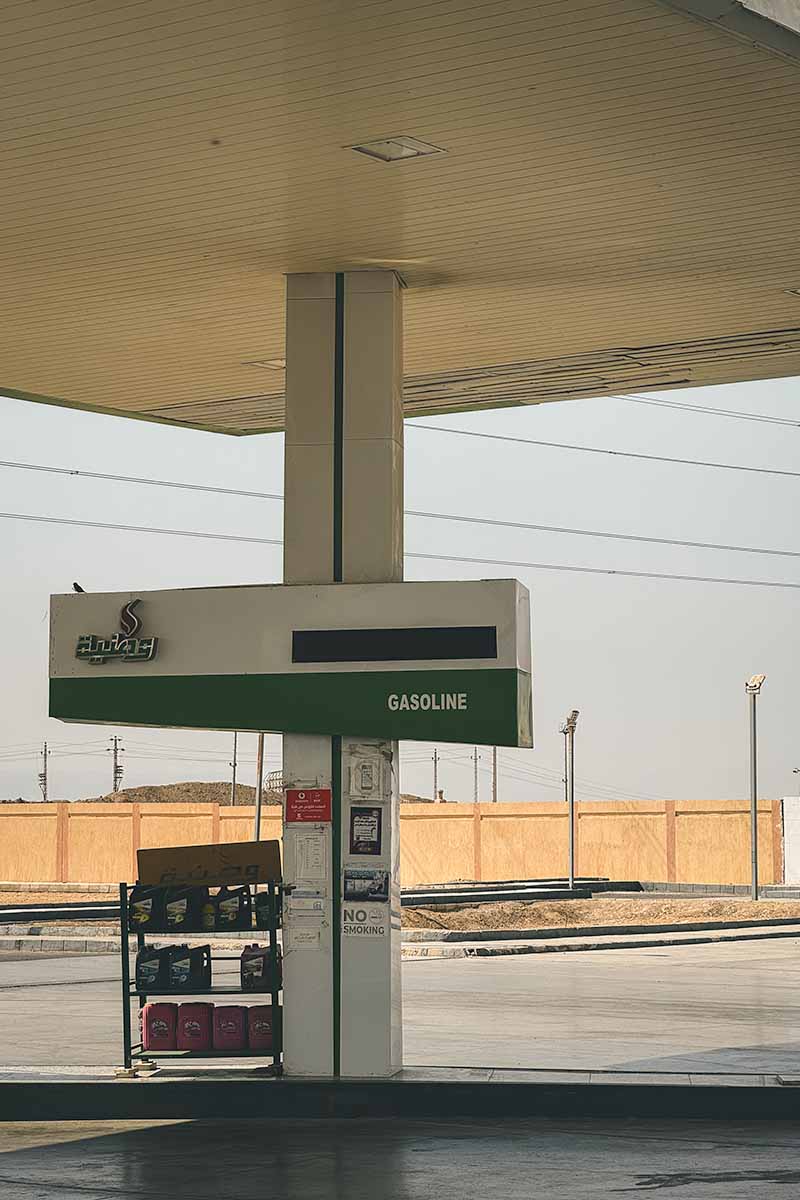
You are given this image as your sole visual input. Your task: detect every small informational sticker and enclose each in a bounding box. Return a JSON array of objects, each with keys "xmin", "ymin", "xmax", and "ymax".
[
  {"xmin": 286, "ymin": 927, "xmax": 321, "ymax": 951},
  {"xmin": 343, "ymin": 867, "xmax": 390, "ymax": 903},
  {"xmin": 288, "ymin": 897, "xmax": 325, "ymax": 914},
  {"xmin": 342, "ymin": 905, "xmax": 387, "ymax": 938},
  {"xmin": 295, "ymin": 829, "xmax": 327, "ymax": 880},
  {"xmin": 285, "ymin": 788, "xmax": 332, "ymax": 822},
  {"xmin": 349, "ymin": 806, "xmax": 382, "ymax": 856}
]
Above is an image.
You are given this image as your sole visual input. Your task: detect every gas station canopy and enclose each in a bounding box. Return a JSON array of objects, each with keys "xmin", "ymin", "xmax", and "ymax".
[{"xmin": 2, "ymin": 0, "xmax": 799, "ymax": 436}]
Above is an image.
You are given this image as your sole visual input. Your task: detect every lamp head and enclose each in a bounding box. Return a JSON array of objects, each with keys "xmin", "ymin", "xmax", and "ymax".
[
  {"xmin": 563, "ymin": 709, "xmax": 580, "ymax": 732},
  {"xmin": 745, "ymin": 674, "xmax": 766, "ymax": 695}
]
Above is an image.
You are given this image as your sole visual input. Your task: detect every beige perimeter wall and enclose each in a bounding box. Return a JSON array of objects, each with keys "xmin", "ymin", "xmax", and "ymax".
[{"xmin": 0, "ymin": 800, "xmax": 784, "ymax": 886}]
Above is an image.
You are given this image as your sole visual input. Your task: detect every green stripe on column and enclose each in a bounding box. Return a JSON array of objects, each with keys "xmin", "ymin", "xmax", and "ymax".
[
  {"xmin": 331, "ymin": 734, "xmax": 342, "ymax": 1076},
  {"xmin": 332, "ymin": 272, "xmax": 345, "ymax": 1075},
  {"xmin": 333, "ymin": 272, "xmax": 344, "ymax": 584}
]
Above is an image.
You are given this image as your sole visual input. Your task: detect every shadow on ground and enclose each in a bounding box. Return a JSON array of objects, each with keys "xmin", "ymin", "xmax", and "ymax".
[{"xmin": 2, "ymin": 1118, "xmax": 800, "ymax": 1199}]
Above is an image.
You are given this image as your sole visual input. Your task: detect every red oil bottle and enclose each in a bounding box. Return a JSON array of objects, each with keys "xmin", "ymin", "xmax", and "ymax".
[
  {"xmin": 247, "ymin": 1005, "xmax": 279, "ymax": 1052},
  {"xmin": 142, "ymin": 1002, "xmax": 177, "ymax": 1051},
  {"xmin": 176, "ymin": 1002, "xmax": 213, "ymax": 1051},
  {"xmin": 212, "ymin": 1006, "xmax": 248, "ymax": 1052}
]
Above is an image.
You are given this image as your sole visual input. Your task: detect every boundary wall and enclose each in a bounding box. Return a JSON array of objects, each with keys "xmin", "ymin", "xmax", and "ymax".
[{"xmin": 0, "ymin": 799, "xmax": 787, "ymax": 887}]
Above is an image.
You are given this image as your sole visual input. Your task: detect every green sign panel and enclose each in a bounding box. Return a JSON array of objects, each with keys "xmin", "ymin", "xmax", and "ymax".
[{"xmin": 50, "ymin": 667, "xmax": 532, "ymax": 748}]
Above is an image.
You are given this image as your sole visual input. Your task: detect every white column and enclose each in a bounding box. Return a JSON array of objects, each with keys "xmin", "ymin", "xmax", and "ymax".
[{"xmin": 281, "ymin": 271, "xmax": 403, "ymax": 1078}]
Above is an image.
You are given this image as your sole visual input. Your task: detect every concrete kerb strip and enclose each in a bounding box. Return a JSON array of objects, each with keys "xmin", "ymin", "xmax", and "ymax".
[
  {"xmin": 0, "ymin": 932, "xmax": 263, "ymax": 955},
  {"xmin": 0, "ymin": 882, "xmax": 118, "ymax": 893},
  {"xmin": 5, "ymin": 920, "xmax": 800, "ymax": 957},
  {"xmin": 402, "ymin": 924, "xmax": 800, "ymax": 960},
  {"xmin": 403, "ymin": 915, "xmax": 800, "ymax": 942}
]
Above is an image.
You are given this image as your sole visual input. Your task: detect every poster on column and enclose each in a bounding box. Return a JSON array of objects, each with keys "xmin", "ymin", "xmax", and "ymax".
[
  {"xmin": 348, "ymin": 806, "xmax": 383, "ymax": 856},
  {"xmin": 343, "ymin": 867, "xmax": 389, "ymax": 903}
]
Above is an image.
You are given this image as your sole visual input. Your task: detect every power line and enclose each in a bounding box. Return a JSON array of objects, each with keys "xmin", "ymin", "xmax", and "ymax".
[
  {"xmin": 0, "ymin": 509, "xmax": 282, "ymax": 549},
  {"xmin": 4, "ymin": 457, "xmax": 800, "ymax": 557},
  {"xmin": 2, "ymin": 509, "xmax": 799, "ymax": 590},
  {"xmin": 407, "ymin": 548, "xmax": 800, "ymax": 591},
  {"xmin": 617, "ymin": 393, "xmax": 800, "ymax": 428},
  {"xmin": 408, "ymin": 509, "xmax": 800, "ymax": 560},
  {"xmin": 406, "ymin": 423, "xmax": 800, "ymax": 480},
  {"xmin": 0, "ymin": 458, "xmax": 282, "ymax": 501}
]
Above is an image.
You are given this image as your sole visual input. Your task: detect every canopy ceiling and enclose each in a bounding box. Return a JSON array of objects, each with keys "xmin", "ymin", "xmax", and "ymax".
[{"xmin": 2, "ymin": 0, "xmax": 799, "ymax": 434}]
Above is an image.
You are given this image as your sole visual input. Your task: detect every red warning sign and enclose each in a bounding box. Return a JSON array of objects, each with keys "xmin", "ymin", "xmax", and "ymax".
[{"xmin": 285, "ymin": 787, "xmax": 332, "ymax": 823}]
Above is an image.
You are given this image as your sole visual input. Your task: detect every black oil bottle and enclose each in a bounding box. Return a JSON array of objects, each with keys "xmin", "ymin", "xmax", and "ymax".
[
  {"xmin": 167, "ymin": 945, "xmax": 212, "ymax": 991},
  {"xmin": 164, "ymin": 886, "xmax": 207, "ymax": 932},
  {"xmin": 215, "ymin": 885, "xmax": 252, "ymax": 931},
  {"xmin": 128, "ymin": 885, "xmax": 165, "ymax": 931}
]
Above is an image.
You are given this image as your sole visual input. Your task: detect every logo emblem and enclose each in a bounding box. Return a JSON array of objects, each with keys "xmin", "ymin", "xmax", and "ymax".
[
  {"xmin": 75, "ymin": 599, "xmax": 159, "ymax": 665},
  {"xmin": 119, "ymin": 599, "xmax": 143, "ymax": 638}
]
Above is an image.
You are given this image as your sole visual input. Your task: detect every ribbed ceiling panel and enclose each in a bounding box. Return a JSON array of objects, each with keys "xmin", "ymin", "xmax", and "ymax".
[{"xmin": 1, "ymin": 0, "xmax": 799, "ymax": 433}]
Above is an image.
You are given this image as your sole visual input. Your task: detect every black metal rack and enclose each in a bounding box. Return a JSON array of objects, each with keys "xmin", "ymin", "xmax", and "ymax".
[{"xmin": 119, "ymin": 882, "xmax": 283, "ymax": 1075}]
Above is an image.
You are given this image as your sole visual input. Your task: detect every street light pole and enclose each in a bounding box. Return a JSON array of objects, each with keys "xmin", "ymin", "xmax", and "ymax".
[
  {"xmin": 745, "ymin": 675, "xmax": 766, "ymax": 901},
  {"xmin": 254, "ymin": 732, "xmax": 265, "ymax": 840},
  {"xmin": 230, "ymin": 731, "xmax": 238, "ymax": 806},
  {"xmin": 560, "ymin": 710, "xmax": 580, "ymax": 891}
]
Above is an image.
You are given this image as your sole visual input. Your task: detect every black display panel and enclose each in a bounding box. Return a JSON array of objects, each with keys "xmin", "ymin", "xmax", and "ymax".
[{"xmin": 292, "ymin": 625, "xmax": 498, "ymax": 664}]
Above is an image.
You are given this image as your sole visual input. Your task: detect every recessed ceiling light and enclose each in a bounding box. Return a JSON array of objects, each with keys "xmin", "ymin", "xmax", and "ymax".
[
  {"xmin": 349, "ymin": 136, "xmax": 445, "ymax": 163},
  {"xmin": 785, "ymin": 288, "xmax": 800, "ymax": 297},
  {"xmin": 243, "ymin": 358, "xmax": 286, "ymax": 370}
]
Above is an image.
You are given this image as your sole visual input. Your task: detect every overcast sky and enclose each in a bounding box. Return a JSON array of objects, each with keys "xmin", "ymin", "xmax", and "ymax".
[{"xmin": 1, "ymin": 375, "xmax": 798, "ymax": 804}]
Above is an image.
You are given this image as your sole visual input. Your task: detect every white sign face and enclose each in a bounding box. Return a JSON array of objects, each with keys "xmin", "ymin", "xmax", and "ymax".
[{"xmin": 50, "ymin": 579, "xmax": 529, "ymax": 678}]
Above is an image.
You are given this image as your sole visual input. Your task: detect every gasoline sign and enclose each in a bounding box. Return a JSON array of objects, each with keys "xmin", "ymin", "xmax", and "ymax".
[{"xmin": 49, "ymin": 578, "xmax": 532, "ymax": 747}]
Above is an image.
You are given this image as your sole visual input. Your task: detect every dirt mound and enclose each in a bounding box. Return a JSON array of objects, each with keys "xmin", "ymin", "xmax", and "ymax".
[
  {"xmin": 81, "ymin": 781, "xmax": 281, "ymax": 805},
  {"xmin": 402, "ymin": 897, "xmax": 800, "ymax": 930}
]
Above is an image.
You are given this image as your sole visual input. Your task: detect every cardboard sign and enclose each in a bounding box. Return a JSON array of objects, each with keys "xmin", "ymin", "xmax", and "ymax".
[
  {"xmin": 137, "ymin": 839, "xmax": 281, "ymax": 886},
  {"xmin": 286, "ymin": 787, "xmax": 332, "ymax": 822}
]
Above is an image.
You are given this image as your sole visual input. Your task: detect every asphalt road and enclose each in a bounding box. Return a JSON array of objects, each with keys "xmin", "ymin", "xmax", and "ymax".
[
  {"xmin": 2, "ymin": 1117, "xmax": 800, "ymax": 1200},
  {"xmin": 2, "ymin": 938, "xmax": 800, "ymax": 1072}
]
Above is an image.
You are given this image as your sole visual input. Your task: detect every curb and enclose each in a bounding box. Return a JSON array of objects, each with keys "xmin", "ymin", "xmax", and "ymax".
[
  {"xmin": 403, "ymin": 916, "xmax": 800, "ymax": 943},
  {"xmin": 6, "ymin": 923, "xmax": 800, "ymax": 959},
  {"xmin": 402, "ymin": 925, "xmax": 800, "ymax": 960},
  {"xmin": 0, "ymin": 934, "xmax": 270, "ymax": 955}
]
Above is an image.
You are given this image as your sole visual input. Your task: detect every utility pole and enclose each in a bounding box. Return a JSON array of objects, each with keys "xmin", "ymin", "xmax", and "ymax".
[
  {"xmin": 433, "ymin": 748, "xmax": 439, "ymax": 802},
  {"xmin": 492, "ymin": 746, "xmax": 498, "ymax": 803},
  {"xmin": 254, "ymin": 732, "xmax": 265, "ymax": 839},
  {"xmin": 560, "ymin": 710, "xmax": 579, "ymax": 890},
  {"xmin": 37, "ymin": 742, "xmax": 49, "ymax": 801},
  {"xmin": 108, "ymin": 735, "xmax": 124, "ymax": 793},
  {"xmin": 745, "ymin": 674, "xmax": 766, "ymax": 901},
  {"xmin": 230, "ymin": 731, "xmax": 238, "ymax": 806},
  {"xmin": 473, "ymin": 746, "xmax": 479, "ymax": 804}
]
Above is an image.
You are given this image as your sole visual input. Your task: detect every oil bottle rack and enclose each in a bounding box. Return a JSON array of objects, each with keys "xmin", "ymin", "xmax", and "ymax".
[{"xmin": 119, "ymin": 880, "xmax": 284, "ymax": 1075}]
